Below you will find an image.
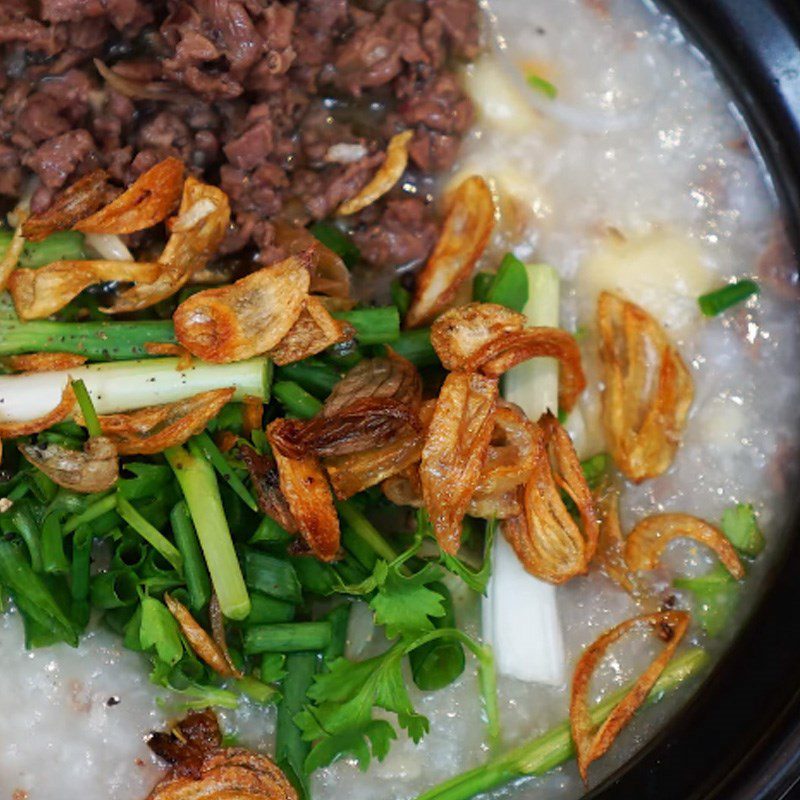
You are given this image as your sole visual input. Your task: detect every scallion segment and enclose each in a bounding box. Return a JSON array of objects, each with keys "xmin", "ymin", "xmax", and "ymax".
[
  {"xmin": 698, "ymin": 279, "xmax": 760, "ymax": 317},
  {"xmin": 170, "ymin": 500, "xmax": 211, "ymax": 612},
  {"xmin": 310, "ymin": 222, "xmax": 360, "ymax": 269},
  {"xmin": 391, "ymin": 328, "xmax": 440, "ymax": 368},
  {"xmin": 273, "ymin": 381, "xmax": 323, "ymax": 419},
  {"xmin": 484, "ymin": 252, "xmax": 530, "ymax": 312},
  {"xmin": 0, "ymin": 229, "xmax": 86, "ymax": 268},
  {"xmin": 333, "ymin": 307, "xmax": 401, "ymax": 345},
  {"xmin": 165, "ymin": 443, "xmax": 250, "ymax": 620},
  {"xmin": 527, "ymin": 73, "xmax": 558, "ymax": 99},
  {"xmin": 192, "ymin": 431, "xmax": 258, "ymax": 512},
  {"xmin": 244, "ymin": 622, "xmax": 333, "ymax": 654},
  {"xmin": 71, "ymin": 378, "xmax": 101, "ymax": 438},
  {"xmin": 721, "ymin": 502, "xmax": 764, "ymax": 556}
]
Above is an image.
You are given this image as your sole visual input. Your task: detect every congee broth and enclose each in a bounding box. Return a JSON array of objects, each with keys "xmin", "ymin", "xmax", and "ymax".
[{"xmin": 0, "ymin": 0, "xmax": 797, "ymax": 799}]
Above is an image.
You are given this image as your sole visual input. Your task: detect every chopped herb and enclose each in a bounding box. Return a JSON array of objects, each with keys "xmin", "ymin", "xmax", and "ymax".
[
  {"xmin": 698, "ymin": 279, "xmax": 760, "ymax": 317},
  {"xmin": 674, "ymin": 564, "xmax": 739, "ymax": 637},
  {"xmin": 721, "ymin": 503, "xmax": 764, "ymax": 556},
  {"xmin": 527, "ymin": 73, "xmax": 558, "ymax": 99},
  {"xmin": 310, "ymin": 221, "xmax": 361, "ymax": 269},
  {"xmin": 484, "ymin": 253, "xmax": 530, "ymax": 312}
]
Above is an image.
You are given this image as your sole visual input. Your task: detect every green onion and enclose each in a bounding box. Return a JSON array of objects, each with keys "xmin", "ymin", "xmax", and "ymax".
[
  {"xmin": 244, "ymin": 622, "xmax": 333, "ymax": 654},
  {"xmin": 244, "ymin": 550, "xmax": 302, "ymax": 604},
  {"xmin": 391, "ymin": 279, "xmax": 412, "ymax": 317},
  {"xmin": 410, "ymin": 582, "xmax": 466, "ymax": 691},
  {"xmin": 720, "ymin": 503, "xmax": 764, "ymax": 556},
  {"xmin": 41, "ymin": 514, "xmax": 69, "ymax": 574},
  {"xmin": 484, "ymin": 253, "xmax": 530, "ymax": 312},
  {"xmin": 90, "ymin": 569, "xmax": 139, "ymax": 609},
  {"xmin": 243, "ymin": 592, "xmax": 296, "ymax": 626},
  {"xmin": 70, "ymin": 526, "xmax": 92, "ymax": 604},
  {"xmin": 698, "ymin": 279, "xmax": 760, "ymax": 317},
  {"xmin": 0, "ymin": 229, "xmax": 86, "ymax": 268},
  {"xmin": 415, "ymin": 648, "xmax": 708, "ymax": 800},
  {"xmin": 63, "ymin": 493, "xmax": 117, "ymax": 534},
  {"xmin": 166, "ymin": 443, "xmax": 250, "ymax": 620},
  {"xmin": 337, "ymin": 500, "xmax": 400, "ymax": 563},
  {"xmin": 112, "ymin": 538, "xmax": 147, "ymax": 572},
  {"xmin": 273, "ymin": 381, "xmax": 323, "ymax": 419},
  {"xmin": 674, "ymin": 564, "xmax": 739, "ymax": 636},
  {"xmin": 250, "ymin": 516, "xmax": 292, "ymax": 546},
  {"xmin": 234, "ymin": 675, "xmax": 278, "ymax": 705},
  {"xmin": 391, "ymin": 328, "xmax": 439, "ymax": 367},
  {"xmin": 333, "ymin": 307, "xmax": 401, "ymax": 345},
  {"xmin": 117, "ymin": 495, "xmax": 183, "ymax": 573},
  {"xmin": 170, "ymin": 501, "xmax": 211, "ymax": 612},
  {"xmin": 192, "ymin": 431, "xmax": 258, "ymax": 512},
  {"xmin": 276, "ymin": 651, "xmax": 318, "ymax": 799},
  {"xmin": 323, "ymin": 603, "xmax": 351, "ymax": 664},
  {"xmin": 71, "ymin": 379, "xmax": 102, "ymax": 438},
  {"xmin": 310, "ymin": 221, "xmax": 360, "ymax": 269},
  {"xmin": 472, "ymin": 272, "xmax": 494, "ymax": 302},
  {"xmin": 276, "ymin": 360, "xmax": 340, "ymax": 397},
  {"xmin": 581, "ymin": 453, "xmax": 611, "ymax": 491},
  {"xmin": 4, "ymin": 502, "xmax": 43, "ymax": 573},
  {"xmin": 527, "ymin": 73, "xmax": 558, "ymax": 99}
]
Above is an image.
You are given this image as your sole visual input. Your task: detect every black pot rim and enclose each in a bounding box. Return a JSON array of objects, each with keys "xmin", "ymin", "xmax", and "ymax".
[{"xmin": 589, "ymin": 2, "xmax": 800, "ymax": 799}]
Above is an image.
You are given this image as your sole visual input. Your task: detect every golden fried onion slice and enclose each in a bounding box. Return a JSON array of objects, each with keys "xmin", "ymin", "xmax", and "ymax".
[
  {"xmin": 406, "ymin": 175, "xmax": 495, "ymax": 328},
  {"xmin": 75, "ymin": 157, "xmax": 184, "ymax": 235},
  {"xmin": 239, "ymin": 446, "xmax": 299, "ymax": 534},
  {"xmin": 173, "ymin": 255, "xmax": 310, "ymax": 363},
  {"xmin": 5, "ymin": 352, "xmax": 87, "ymax": 372},
  {"xmin": 430, "ymin": 302, "xmax": 587, "ymax": 411},
  {"xmin": 104, "ymin": 176, "xmax": 230, "ymax": 313},
  {"xmin": 598, "ymin": 291, "xmax": 694, "ymax": 482},
  {"xmin": 269, "ymin": 296, "xmax": 350, "ymax": 367},
  {"xmin": 19, "ymin": 435, "xmax": 118, "ymax": 493},
  {"xmin": 0, "ymin": 383, "xmax": 75, "ymax": 438},
  {"xmin": 0, "ymin": 223, "xmax": 27, "ymax": 291},
  {"xmin": 595, "ymin": 492, "xmax": 638, "ymax": 595},
  {"xmin": 570, "ymin": 610, "xmax": 690, "ymax": 781},
  {"xmin": 164, "ymin": 593, "xmax": 241, "ymax": 679},
  {"xmin": 22, "ymin": 169, "xmax": 114, "ymax": 241},
  {"xmin": 338, "ymin": 130, "xmax": 413, "ymax": 216},
  {"xmin": 420, "ymin": 371, "xmax": 499, "ymax": 554},
  {"xmin": 267, "ymin": 418, "xmax": 341, "ymax": 562},
  {"xmin": 624, "ymin": 513, "xmax": 744, "ymax": 580},
  {"xmin": 503, "ymin": 412, "xmax": 599, "ymax": 583},
  {"xmin": 88, "ymin": 388, "xmax": 235, "ymax": 455},
  {"xmin": 9, "ymin": 259, "xmax": 160, "ymax": 320}
]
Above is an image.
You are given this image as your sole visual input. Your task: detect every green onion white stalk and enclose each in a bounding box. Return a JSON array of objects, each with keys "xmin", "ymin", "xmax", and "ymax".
[
  {"xmin": 0, "ymin": 356, "xmax": 270, "ymax": 424},
  {"xmin": 482, "ymin": 263, "xmax": 566, "ymax": 685}
]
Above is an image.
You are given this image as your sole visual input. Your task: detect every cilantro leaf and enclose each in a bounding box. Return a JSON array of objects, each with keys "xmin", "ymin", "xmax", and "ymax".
[
  {"xmin": 304, "ymin": 720, "xmax": 396, "ymax": 774},
  {"xmin": 440, "ymin": 518, "xmax": 496, "ymax": 595},
  {"xmin": 139, "ymin": 596, "xmax": 183, "ymax": 666}
]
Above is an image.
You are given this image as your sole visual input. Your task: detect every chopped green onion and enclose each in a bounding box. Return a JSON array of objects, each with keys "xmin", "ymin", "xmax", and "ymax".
[
  {"xmin": 244, "ymin": 550, "xmax": 302, "ymax": 604},
  {"xmin": 41, "ymin": 514, "xmax": 69, "ymax": 574},
  {"xmin": 71, "ymin": 379, "xmax": 101, "ymax": 438},
  {"xmin": 472, "ymin": 271, "xmax": 494, "ymax": 302},
  {"xmin": 674, "ymin": 565, "xmax": 739, "ymax": 637},
  {"xmin": 527, "ymin": 73, "xmax": 558, "ymax": 99},
  {"xmin": 277, "ymin": 360, "xmax": 340, "ymax": 397},
  {"xmin": 391, "ymin": 279, "xmax": 412, "ymax": 317},
  {"xmin": 166, "ymin": 443, "xmax": 250, "ymax": 620},
  {"xmin": 0, "ymin": 229, "xmax": 86, "ymax": 268},
  {"xmin": 333, "ymin": 307, "xmax": 400, "ymax": 345},
  {"xmin": 192, "ymin": 431, "xmax": 258, "ymax": 512},
  {"xmin": 484, "ymin": 253, "xmax": 530, "ymax": 312},
  {"xmin": 243, "ymin": 592, "xmax": 296, "ymax": 626},
  {"xmin": 720, "ymin": 503, "xmax": 764, "ymax": 556},
  {"xmin": 244, "ymin": 622, "xmax": 333, "ymax": 654},
  {"xmin": 63, "ymin": 492, "xmax": 117, "ymax": 534},
  {"xmin": 581, "ymin": 452, "xmax": 611, "ymax": 491},
  {"xmin": 273, "ymin": 381, "xmax": 323, "ymax": 419},
  {"xmin": 170, "ymin": 500, "xmax": 211, "ymax": 612},
  {"xmin": 310, "ymin": 221, "xmax": 360, "ymax": 269},
  {"xmin": 323, "ymin": 604, "xmax": 351, "ymax": 664},
  {"xmin": 390, "ymin": 328, "xmax": 440, "ymax": 368},
  {"xmin": 337, "ymin": 500, "xmax": 400, "ymax": 563},
  {"xmin": 116, "ymin": 495, "xmax": 183, "ymax": 573},
  {"xmin": 698, "ymin": 279, "xmax": 760, "ymax": 317}
]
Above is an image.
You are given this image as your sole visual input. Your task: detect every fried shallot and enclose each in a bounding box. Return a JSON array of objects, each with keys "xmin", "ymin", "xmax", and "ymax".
[
  {"xmin": 19, "ymin": 435, "xmax": 118, "ymax": 493},
  {"xmin": 173, "ymin": 255, "xmax": 310, "ymax": 363},
  {"xmin": 570, "ymin": 610, "xmax": 690, "ymax": 781},
  {"xmin": 624, "ymin": 513, "xmax": 744, "ymax": 580},
  {"xmin": 87, "ymin": 388, "xmax": 235, "ymax": 455},
  {"xmin": 75, "ymin": 157, "xmax": 184, "ymax": 235},
  {"xmin": 503, "ymin": 412, "xmax": 599, "ymax": 583},
  {"xmin": 240, "ymin": 446, "xmax": 299, "ymax": 534},
  {"xmin": 267, "ymin": 419, "xmax": 341, "ymax": 561},
  {"xmin": 420, "ymin": 371, "xmax": 499, "ymax": 554},
  {"xmin": 598, "ymin": 291, "xmax": 694, "ymax": 482},
  {"xmin": 338, "ymin": 130, "xmax": 414, "ymax": 216},
  {"xmin": 0, "ymin": 223, "xmax": 27, "ymax": 291},
  {"xmin": 104, "ymin": 176, "xmax": 230, "ymax": 313},
  {"xmin": 9, "ymin": 259, "xmax": 160, "ymax": 320},
  {"xmin": 406, "ymin": 175, "xmax": 495, "ymax": 328},
  {"xmin": 5, "ymin": 352, "xmax": 87, "ymax": 372},
  {"xmin": 22, "ymin": 169, "xmax": 114, "ymax": 241},
  {"xmin": 269, "ymin": 296, "xmax": 351, "ymax": 367},
  {"xmin": 0, "ymin": 383, "xmax": 75, "ymax": 438}
]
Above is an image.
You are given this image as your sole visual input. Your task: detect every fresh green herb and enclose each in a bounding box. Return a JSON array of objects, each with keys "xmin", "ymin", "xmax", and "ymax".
[
  {"xmin": 90, "ymin": 569, "xmax": 139, "ymax": 609},
  {"xmin": 698, "ymin": 279, "xmax": 760, "ymax": 317},
  {"xmin": 63, "ymin": 492, "xmax": 117, "ymax": 534},
  {"xmin": 323, "ymin": 604, "xmax": 351, "ymax": 664},
  {"xmin": 244, "ymin": 622, "xmax": 333, "ymax": 654},
  {"xmin": 390, "ymin": 279, "xmax": 412, "ymax": 317},
  {"xmin": 140, "ymin": 595, "xmax": 184, "ymax": 666},
  {"xmin": 310, "ymin": 222, "xmax": 361, "ymax": 269},
  {"xmin": 472, "ymin": 271, "xmax": 494, "ymax": 303},
  {"xmin": 721, "ymin": 503, "xmax": 764, "ymax": 556},
  {"xmin": 0, "ymin": 229, "xmax": 86, "ymax": 268},
  {"xmin": 333, "ymin": 307, "xmax": 401, "ymax": 345},
  {"xmin": 337, "ymin": 500, "xmax": 400, "ymax": 564},
  {"xmin": 484, "ymin": 253, "xmax": 530, "ymax": 312},
  {"xmin": 440, "ymin": 517, "xmax": 497, "ymax": 595},
  {"xmin": 244, "ymin": 593, "xmax": 296, "ymax": 626},
  {"xmin": 390, "ymin": 328, "xmax": 440, "ymax": 368},
  {"xmin": 674, "ymin": 564, "xmax": 739, "ymax": 636},
  {"xmin": 273, "ymin": 381, "xmax": 323, "ymax": 419},
  {"xmin": 169, "ymin": 501, "xmax": 211, "ymax": 612},
  {"xmin": 71, "ymin": 379, "xmax": 102, "ymax": 438},
  {"xmin": 117, "ymin": 495, "xmax": 183, "ymax": 573},
  {"xmin": 41, "ymin": 513, "xmax": 69, "ymax": 574},
  {"xmin": 192, "ymin": 431, "xmax": 258, "ymax": 512},
  {"xmin": 527, "ymin": 73, "xmax": 558, "ymax": 99},
  {"xmin": 277, "ymin": 360, "xmax": 341, "ymax": 397},
  {"xmin": 244, "ymin": 550, "xmax": 302, "ymax": 604},
  {"xmin": 581, "ymin": 453, "xmax": 611, "ymax": 491}
]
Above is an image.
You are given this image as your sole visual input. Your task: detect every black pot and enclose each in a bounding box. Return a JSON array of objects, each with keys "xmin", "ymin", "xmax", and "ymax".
[{"xmin": 590, "ymin": 2, "xmax": 800, "ymax": 799}]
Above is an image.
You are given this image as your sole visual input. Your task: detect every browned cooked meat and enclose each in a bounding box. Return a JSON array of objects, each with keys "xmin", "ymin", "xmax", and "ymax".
[{"xmin": 0, "ymin": 0, "xmax": 480, "ymax": 271}]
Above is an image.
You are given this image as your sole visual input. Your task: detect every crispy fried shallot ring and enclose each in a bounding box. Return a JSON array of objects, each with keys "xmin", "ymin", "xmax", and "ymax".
[
  {"xmin": 503, "ymin": 412, "xmax": 599, "ymax": 583},
  {"xmin": 104, "ymin": 176, "xmax": 230, "ymax": 313},
  {"xmin": 337, "ymin": 130, "xmax": 413, "ymax": 216},
  {"xmin": 143, "ymin": 342, "xmax": 193, "ymax": 371},
  {"xmin": 267, "ymin": 419, "xmax": 340, "ymax": 561},
  {"xmin": 430, "ymin": 302, "xmax": 587, "ymax": 411},
  {"xmin": 5, "ymin": 352, "xmax": 87, "ymax": 372},
  {"xmin": 323, "ymin": 351, "xmax": 422, "ymax": 417},
  {"xmin": 242, "ymin": 396, "xmax": 264, "ymax": 438},
  {"xmin": 570, "ymin": 610, "xmax": 690, "ymax": 781},
  {"xmin": 0, "ymin": 383, "xmax": 75, "ymax": 438},
  {"xmin": 19, "ymin": 436, "xmax": 118, "ymax": 493},
  {"xmin": 9, "ymin": 259, "xmax": 160, "ymax": 320},
  {"xmin": 273, "ymin": 221, "xmax": 352, "ymax": 300},
  {"xmin": 420, "ymin": 371, "xmax": 499, "ymax": 554},
  {"xmin": 240, "ymin": 446, "xmax": 298, "ymax": 534},
  {"xmin": 174, "ymin": 255, "xmax": 310, "ymax": 363},
  {"xmin": 595, "ymin": 492, "xmax": 637, "ymax": 595},
  {"xmin": 88, "ymin": 388, "xmax": 235, "ymax": 455},
  {"xmin": 0, "ymin": 223, "xmax": 27, "ymax": 291},
  {"xmin": 22, "ymin": 169, "xmax": 114, "ymax": 241},
  {"xmin": 406, "ymin": 175, "xmax": 495, "ymax": 328},
  {"xmin": 164, "ymin": 593, "xmax": 241, "ymax": 679},
  {"xmin": 269, "ymin": 296, "xmax": 351, "ymax": 366},
  {"xmin": 209, "ymin": 592, "xmax": 240, "ymax": 676},
  {"xmin": 75, "ymin": 157, "xmax": 184, "ymax": 235},
  {"xmin": 598, "ymin": 291, "xmax": 694, "ymax": 482},
  {"xmin": 624, "ymin": 513, "xmax": 744, "ymax": 580}
]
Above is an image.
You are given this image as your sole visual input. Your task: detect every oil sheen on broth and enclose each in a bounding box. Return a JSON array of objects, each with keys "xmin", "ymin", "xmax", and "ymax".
[{"xmin": 1, "ymin": 0, "xmax": 798, "ymax": 799}]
